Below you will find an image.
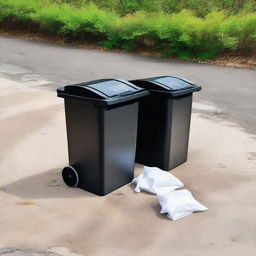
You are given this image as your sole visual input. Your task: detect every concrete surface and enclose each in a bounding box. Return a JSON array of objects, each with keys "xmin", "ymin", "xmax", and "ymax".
[
  {"xmin": 1, "ymin": 71, "xmax": 256, "ymax": 256},
  {"xmin": 1, "ymin": 36, "xmax": 256, "ymax": 255},
  {"xmin": 0, "ymin": 36, "xmax": 256, "ymax": 134}
]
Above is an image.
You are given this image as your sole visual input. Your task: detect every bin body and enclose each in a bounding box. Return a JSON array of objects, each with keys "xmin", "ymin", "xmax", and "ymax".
[
  {"xmin": 130, "ymin": 76, "xmax": 201, "ymax": 171},
  {"xmin": 58, "ymin": 79, "xmax": 148, "ymax": 195}
]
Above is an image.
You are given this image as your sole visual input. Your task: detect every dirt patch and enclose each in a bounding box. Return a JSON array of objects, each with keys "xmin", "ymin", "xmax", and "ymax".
[{"xmin": 205, "ymin": 55, "xmax": 256, "ymax": 70}]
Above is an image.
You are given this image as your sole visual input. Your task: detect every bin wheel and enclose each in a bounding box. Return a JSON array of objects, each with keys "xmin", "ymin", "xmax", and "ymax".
[{"xmin": 62, "ymin": 166, "xmax": 79, "ymax": 187}]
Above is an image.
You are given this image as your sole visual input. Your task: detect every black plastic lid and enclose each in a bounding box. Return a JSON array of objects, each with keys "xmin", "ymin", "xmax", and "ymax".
[
  {"xmin": 57, "ymin": 79, "xmax": 149, "ymax": 106},
  {"xmin": 130, "ymin": 76, "xmax": 201, "ymax": 97}
]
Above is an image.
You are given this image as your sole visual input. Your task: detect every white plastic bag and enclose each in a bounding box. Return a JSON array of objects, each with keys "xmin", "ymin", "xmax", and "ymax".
[
  {"xmin": 157, "ymin": 189, "xmax": 208, "ymax": 220},
  {"xmin": 132, "ymin": 166, "xmax": 183, "ymax": 194}
]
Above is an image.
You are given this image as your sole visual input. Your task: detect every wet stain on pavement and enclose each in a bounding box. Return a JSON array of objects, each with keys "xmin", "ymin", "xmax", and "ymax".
[
  {"xmin": 16, "ymin": 201, "xmax": 36, "ymax": 206},
  {"xmin": 247, "ymin": 152, "xmax": 256, "ymax": 161}
]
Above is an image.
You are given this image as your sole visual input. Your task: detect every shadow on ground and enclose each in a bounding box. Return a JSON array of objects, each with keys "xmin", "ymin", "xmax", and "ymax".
[
  {"xmin": 0, "ymin": 247, "xmax": 85, "ymax": 256},
  {"xmin": 0, "ymin": 168, "xmax": 96, "ymax": 199}
]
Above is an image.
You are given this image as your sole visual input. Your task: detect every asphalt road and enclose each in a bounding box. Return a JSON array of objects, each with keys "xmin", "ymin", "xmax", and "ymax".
[{"xmin": 0, "ymin": 36, "xmax": 255, "ymax": 134}]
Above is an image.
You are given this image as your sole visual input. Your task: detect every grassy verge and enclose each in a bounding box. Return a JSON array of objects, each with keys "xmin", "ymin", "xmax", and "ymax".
[{"xmin": 0, "ymin": 0, "xmax": 256, "ymax": 60}]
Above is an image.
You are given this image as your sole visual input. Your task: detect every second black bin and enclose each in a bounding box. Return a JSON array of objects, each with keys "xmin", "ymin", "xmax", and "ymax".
[
  {"xmin": 130, "ymin": 76, "xmax": 201, "ymax": 171},
  {"xmin": 57, "ymin": 79, "xmax": 148, "ymax": 195}
]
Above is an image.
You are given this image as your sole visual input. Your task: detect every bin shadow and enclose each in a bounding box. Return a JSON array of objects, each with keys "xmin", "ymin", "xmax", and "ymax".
[
  {"xmin": 1, "ymin": 168, "xmax": 97, "ymax": 199},
  {"xmin": 127, "ymin": 183, "xmax": 169, "ymax": 220}
]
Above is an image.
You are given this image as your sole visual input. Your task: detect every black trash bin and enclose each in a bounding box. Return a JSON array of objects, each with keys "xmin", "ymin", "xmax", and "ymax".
[
  {"xmin": 130, "ymin": 76, "xmax": 201, "ymax": 171},
  {"xmin": 57, "ymin": 79, "xmax": 149, "ymax": 196}
]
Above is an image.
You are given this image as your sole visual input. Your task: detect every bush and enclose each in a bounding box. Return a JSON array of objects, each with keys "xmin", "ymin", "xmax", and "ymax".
[
  {"xmin": 30, "ymin": 3, "xmax": 115, "ymax": 37},
  {"xmin": 48, "ymin": 0, "xmax": 256, "ymax": 17},
  {"xmin": 0, "ymin": 0, "xmax": 256, "ymax": 59},
  {"xmin": 0, "ymin": 0, "xmax": 38, "ymax": 21}
]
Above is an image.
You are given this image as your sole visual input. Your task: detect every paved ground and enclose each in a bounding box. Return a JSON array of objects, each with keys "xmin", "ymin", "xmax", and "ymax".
[
  {"xmin": 0, "ymin": 36, "xmax": 255, "ymax": 134},
  {"xmin": 0, "ymin": 36, "xmax": 256, "ymax": 256}
]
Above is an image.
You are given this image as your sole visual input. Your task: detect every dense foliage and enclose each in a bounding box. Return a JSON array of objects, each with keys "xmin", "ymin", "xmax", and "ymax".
[
  {"xmin": 0, "ymin": 0, "xmax": 256, "ymax": 59},
  {"xmin": 51, "ymin": 0, "xmax": 256, "ymax": 17}
]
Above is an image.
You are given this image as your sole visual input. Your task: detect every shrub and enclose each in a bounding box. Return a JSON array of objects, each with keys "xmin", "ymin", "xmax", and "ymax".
[
  {"xmin": 0, "ymin": 0, "xmax": 38, "ymax": 21},
  {"xmin": 0, "ymin": 0, "xmax": 255, "ymax": 58},
  {"xmin": 30, "ymin": 3, "xmax": 115, "ymax": 37}
]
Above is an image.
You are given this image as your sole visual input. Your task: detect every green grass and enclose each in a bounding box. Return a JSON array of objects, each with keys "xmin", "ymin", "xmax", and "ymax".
[{"xmin": 0, "ymin": 0, "xmax": 256, "ymax": 60}]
